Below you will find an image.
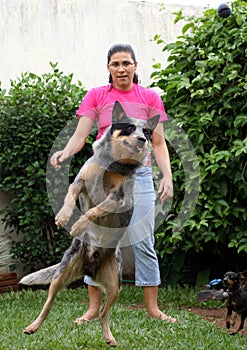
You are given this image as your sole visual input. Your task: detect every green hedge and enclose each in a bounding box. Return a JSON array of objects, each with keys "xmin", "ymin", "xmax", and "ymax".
[
  {"xmin": 152, "ymin": 0, "xmax": 247, "ymax": 285},
  {"xmin": 0, "ymin": 63, "xmax": 95, "ymax": 271}
]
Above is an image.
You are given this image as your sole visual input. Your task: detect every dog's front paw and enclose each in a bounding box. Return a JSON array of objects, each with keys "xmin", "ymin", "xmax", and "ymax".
[
  {"xmin": 55, "ymin": 208, "xmax": 71, "ymax": 227},
  {"xmin": 70, "ymin": 216, "xmax": 90, "ymax": 237}
]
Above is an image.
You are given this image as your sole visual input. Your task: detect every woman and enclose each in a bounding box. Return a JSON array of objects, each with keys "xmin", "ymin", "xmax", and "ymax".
[{"xmin": 50, "ymin": 43, "xmax": 176, "ymax": 323}]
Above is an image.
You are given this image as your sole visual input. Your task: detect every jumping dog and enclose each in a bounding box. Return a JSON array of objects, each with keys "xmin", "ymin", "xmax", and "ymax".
[
  {"xmin": 223, "ymin": 271, "xmax": 247, "ymax": 335},
  {"xmin": 20, "ymin": 101, "xmax": 160, "ymax": 347}
]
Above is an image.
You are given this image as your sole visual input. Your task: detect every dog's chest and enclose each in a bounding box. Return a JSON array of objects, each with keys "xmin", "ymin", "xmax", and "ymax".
[
  {"xmin": 230, "ymin": 292, "xmax": 247, "ymax": 312},
  {"xmin": 102, "ymin": 171, "xmax": 128, "ymax": 192},
  {"xmin": 83, "ymin": 167, "xmax": 130, "ymax": 201}
]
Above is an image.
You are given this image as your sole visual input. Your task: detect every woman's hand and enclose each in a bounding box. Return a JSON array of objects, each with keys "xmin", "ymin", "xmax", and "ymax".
[
  {"xmin": 158, "ymin": 175, "xmax": 173, "ymax": 202},
  {"xmin": 50, "ymin": 150, "xmax": 68, "ymax": 169}
]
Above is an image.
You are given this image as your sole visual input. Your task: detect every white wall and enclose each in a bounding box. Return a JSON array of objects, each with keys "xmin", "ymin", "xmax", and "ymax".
[{"xmin": 0, "ymin": 0, "xmax": 203, "ymax": 91}]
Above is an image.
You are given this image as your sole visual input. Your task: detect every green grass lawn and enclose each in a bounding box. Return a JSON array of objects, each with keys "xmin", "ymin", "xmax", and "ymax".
[{"xmin": 0, "ymin": 285, "xmax": 246, "ymax": 349}]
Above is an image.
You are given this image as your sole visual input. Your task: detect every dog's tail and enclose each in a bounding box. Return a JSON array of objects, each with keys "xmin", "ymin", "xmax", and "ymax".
[{"xmin": 20, "ymin": 263, "xmax": 60, "ymax": 285}]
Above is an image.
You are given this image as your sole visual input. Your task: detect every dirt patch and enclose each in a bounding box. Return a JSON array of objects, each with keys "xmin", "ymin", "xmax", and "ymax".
[
  {"xmin": 126, "ymin": 303, "xmax": 246, "ymax": 337},
  {"xmin": 187, "ymin": 307, "xmax": 247, "ymax": 337}
]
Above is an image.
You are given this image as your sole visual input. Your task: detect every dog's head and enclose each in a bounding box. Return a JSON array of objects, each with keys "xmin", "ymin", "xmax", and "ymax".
[
  {"xmin": 223, "ymin": 271, "xmax": 240, "ymax": 290},
  {"xmin": 110, "ymin": 101, "xmax": 160, "ymax": 164}
]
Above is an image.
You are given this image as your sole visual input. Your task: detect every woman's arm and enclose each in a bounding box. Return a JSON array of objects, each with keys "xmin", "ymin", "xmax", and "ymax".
[
  {"xmin": 50, "ymin": 117, "xmax": 94, "ymax": 169},
  {"xmin": 152, "ymin": 122, "xmax": 173, "ymax": 202}
]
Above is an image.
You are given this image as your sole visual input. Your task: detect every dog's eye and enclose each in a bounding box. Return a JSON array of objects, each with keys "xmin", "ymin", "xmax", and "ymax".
[
  {"xmin": 125, "ymin": 125, "xmax": 136, "ymax": 135},
  {"xmin": 143, "ymin": 128, "xmax": 152, "ymax": 140}
]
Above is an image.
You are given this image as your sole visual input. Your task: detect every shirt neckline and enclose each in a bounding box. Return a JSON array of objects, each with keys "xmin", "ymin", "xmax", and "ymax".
[{"xmin": 111, "ymin": 84, "xmax": 136, "ymax": 94}]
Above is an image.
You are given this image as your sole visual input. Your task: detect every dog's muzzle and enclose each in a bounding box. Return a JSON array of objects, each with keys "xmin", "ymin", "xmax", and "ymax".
[
  {"xmin": 223, "ymin": 278, "xmax": 229, "ymax": 288},
  {"xmin": 136, "ymin": 137, "xmax": 146, "ymax": 149}
]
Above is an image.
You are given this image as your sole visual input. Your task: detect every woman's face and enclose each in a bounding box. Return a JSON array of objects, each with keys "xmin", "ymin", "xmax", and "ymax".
[{"xmin": 107, "ymin": 51, "xmax": 137, "ymax": 90}]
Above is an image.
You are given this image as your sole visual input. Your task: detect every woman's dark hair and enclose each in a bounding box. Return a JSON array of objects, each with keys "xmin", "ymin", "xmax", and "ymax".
[{"xmin": 107, "ymin": 43, "xmax": 139, "ymax": 84}]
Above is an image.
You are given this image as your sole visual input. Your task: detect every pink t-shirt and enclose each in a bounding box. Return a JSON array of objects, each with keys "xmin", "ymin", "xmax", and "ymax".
[{"xmin": 76, "ymin": 83, "xmax": 167, "ymax": 140}]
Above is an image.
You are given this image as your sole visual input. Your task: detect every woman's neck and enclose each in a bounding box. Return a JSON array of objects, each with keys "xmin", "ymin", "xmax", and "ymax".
[{"xmin": 112, "ymin": 82, "xmax": 134, "ymax": 91}]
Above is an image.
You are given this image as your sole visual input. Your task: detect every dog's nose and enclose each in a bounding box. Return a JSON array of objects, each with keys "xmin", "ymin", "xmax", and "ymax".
[{"xmin": 137, "ymin": 137, "xmax": 146, "ymax": 148}]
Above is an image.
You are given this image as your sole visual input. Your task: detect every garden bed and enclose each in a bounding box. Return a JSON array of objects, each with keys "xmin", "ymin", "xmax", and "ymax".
[{"xmin": 189, "ymin": 307, "xmax": 247, "ymax": 337}]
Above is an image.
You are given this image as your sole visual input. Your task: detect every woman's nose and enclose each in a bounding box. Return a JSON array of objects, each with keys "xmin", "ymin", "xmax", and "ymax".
[{"xmin": 118, "ymin": 64, "xmax": 125, "ymax": 71}]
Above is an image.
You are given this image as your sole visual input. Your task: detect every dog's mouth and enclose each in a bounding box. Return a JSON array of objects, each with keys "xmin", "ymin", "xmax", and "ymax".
[
  {"xmin": 223, "ymin": 277, "xmax": 236, "ymax": 290},
  {"xmin": 223, "ymin": 279, "xmax": 230, "ymax": 288},
  {"xmin": 123, "ymin": 139, "xmax": 146, "ymax": 153}
]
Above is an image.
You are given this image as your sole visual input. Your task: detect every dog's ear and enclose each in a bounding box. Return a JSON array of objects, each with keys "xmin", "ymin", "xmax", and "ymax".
[
  {"xmin": 147, "ymin": 114, "xmax": 160, "ymax": 131},
  {"xmin": 112, "ymin": 101, "xmax": 126, "ymax": 123},
  {"xmin": 237, "ymin": 271, "xmax": 246, "ymax": 280},
  {"xmin": 239, "ymin": 270, "xmax": 247, "ymax": 278}
]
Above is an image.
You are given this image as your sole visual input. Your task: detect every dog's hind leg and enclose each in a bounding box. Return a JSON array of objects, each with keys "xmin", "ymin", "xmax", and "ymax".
[
  {"xmin": 24, "ymin": 250, "xmax": 83, "ymax": 335},
  {"xmin": 24, "ymin": 274, "xmax": 65, "ymax": 334},
  {"xmin": 230, "ymin": 314, "xmax": 246, "ymax": 335},
  {"xmin": 96, "ymin": 255, "xmax": 120, "ymax": 347}
]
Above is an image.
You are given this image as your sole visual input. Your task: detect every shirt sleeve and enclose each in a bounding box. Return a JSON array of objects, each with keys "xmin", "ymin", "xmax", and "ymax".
[
  {"xmin": 149, "ymin": 90, "xmax": 167, "ymax": 122},
  {"xmin": 76, "ymin": 88, "xmax": 97, "ymax": 121}
]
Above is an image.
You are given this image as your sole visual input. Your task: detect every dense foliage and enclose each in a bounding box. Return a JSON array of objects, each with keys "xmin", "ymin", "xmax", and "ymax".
[
  {"xmin": 0, "ymin": 63, "xmax": 93, "ymax": 271},
  {"xmin": 152, "ymin": 1, "xmax": 247, "ymax": 284}
]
